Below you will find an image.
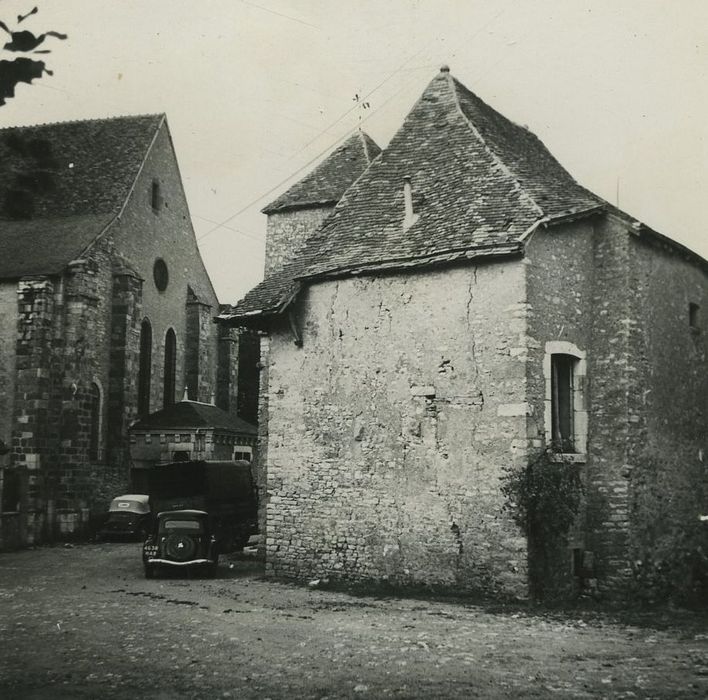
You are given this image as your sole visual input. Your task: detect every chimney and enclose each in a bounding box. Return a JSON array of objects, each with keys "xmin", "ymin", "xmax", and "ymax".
[{"xmin": 403, "ymin": 176, "xmax": 419, "ymax": 230}]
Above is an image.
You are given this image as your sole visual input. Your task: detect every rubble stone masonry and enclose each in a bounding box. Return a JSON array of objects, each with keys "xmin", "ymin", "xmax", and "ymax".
[
  {"xmin": 0, "ymin": 122, "xmax": 222, "ymax": 547},
  {"xmin": 526, "ymin": 216, "xmax": 708, "ymax": 599},
  {"xmin": 263, "ymin": 261, "xmax": 530, "ymax": 598},
  {"xmin": 261, "ymin": 215, "xmax": 708, "ymax": 600},
  {"xmin": 264, "ymin": 206, "xmax": 333, "ymax": 277},
  {"xmin": 625, "ymin": 230, "xmax": 708, "ymax": 600}
]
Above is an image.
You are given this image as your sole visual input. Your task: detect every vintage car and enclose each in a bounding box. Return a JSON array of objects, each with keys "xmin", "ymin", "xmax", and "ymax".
[
  {"xmin": 142, "ymin": 509, "xmax": 219, "ymax": 578},
  {"xmin": 98, "ymin": 494, "xmax": 152, "ymax": 540}
]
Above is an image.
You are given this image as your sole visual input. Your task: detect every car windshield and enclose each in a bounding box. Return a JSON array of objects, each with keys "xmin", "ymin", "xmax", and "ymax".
[{"xmin": 160, "ymin": 519, "xmax": 204, "ymax": 533}]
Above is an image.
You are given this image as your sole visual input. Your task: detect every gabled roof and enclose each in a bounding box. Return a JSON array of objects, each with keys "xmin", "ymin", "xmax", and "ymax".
[
  {"xmin": 220, "ymin": 68, "xmax": 602, "ymax": 324},
  {"xmin": 130, "ymin": 399, "xmax": 257, "ymax": 436},
  {"xmin": 0, "ymin": 114, "xmax": 164, "ymax": 279},
  {"xmin": 262, "ymin": 131, "xmax": 381, "ymax": 214}
]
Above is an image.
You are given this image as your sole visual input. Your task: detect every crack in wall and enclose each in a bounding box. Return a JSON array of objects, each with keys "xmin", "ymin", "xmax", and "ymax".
[{"xmin": 466, "ymin": 266, "xmax": 480, "ymax": 384}]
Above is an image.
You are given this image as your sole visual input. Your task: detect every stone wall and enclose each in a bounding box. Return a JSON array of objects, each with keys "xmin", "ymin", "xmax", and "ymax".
[
  {"xmin": 626, "ymin": 233, "xmax": 708, "ymax": 601},
  {"xmin": 525, "ymin": 219, "xmax": 596, "ymax": 598},
  {"xmin": 264, "ymin": 206, "xmax": 333, "ymax": 277},
  {"xmin": 0, "ymin": 282, "xmax": 16, "ymax": 451},
  {"xmin": 185, "ymin": 297, "xmax": 214, "ymax": 402},
  {"xmin": 12, "ymin": 277, "xmax": 56, "ymax": 542},
  {"xmin": 263, "ymin": 261, "xmax": 530, "ymax": 598},
  {"xmin": 107, "ymin": 266, "xmax": 143, "ymax": 466},
  {"xmin": 216, "ymin": 325, "xmax": 239, "ymax": 414},
  {"xmin": 526, "ymin": 216, "xmax": 708, "ymax": 601},
  {"xmin": 108, "ymin": 122, "xmax": 220, "ymax": 408},
  {"xmin": 0, "ymin": 120, "xmax": 225, "ymax": 547},
  {"xmin": 0, "ymin": 283, "xmax": 20, "ymax": 547}
]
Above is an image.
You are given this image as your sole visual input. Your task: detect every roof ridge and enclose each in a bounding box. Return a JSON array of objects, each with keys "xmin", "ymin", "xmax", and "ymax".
[
  {"xmin": 357, "ymin": 129, "xmax": 377, "ymax": 163},
  {"xmin": 0, "ymin": 113, "xmax": 165, "ymax": 132},
  {"xmin": 357, "ymin": 129, "xmax": 369, "ymax": 162},
  {"xmin": 446, "ymin": 73, "xmax": 546, "ymax": 220}
]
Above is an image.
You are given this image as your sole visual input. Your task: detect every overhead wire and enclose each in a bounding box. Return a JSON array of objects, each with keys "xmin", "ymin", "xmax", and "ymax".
[
  {"xmin": 197, "ymin": 2, "xmax": 514, "ymax": 244},
  {"xmin": 236, "ymin": 0, "xmax": 318, "ymax": 29}
]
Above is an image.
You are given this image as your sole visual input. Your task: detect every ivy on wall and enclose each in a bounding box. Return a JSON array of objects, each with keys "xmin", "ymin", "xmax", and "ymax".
[{"xmin": 501, "ymin": 449, "xmax": 583, "ymax": 601}]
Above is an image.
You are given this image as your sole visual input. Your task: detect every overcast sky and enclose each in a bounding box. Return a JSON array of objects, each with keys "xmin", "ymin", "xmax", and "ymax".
[{"xmin": 2, "ymin": 0, "xmax": 707, "ymax": 303}]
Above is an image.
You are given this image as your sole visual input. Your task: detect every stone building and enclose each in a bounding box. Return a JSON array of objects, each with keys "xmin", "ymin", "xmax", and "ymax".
[
  {"xmin": 223, "ymin": 67, "xmax": 708, "ymax": 602},
  {"xmin": 261, "ymin": 131, "xmax": 381, "ymax": 278},
  {"xmin": 218, "ymin": 130, "xmax": 382, "ymax": 538},
  {"xmin": 129, "ymin": 395, "xmax": 258, "ymax": 478},
  {"xmin": 0, "ymin": 115, "xmax": 242, "ymax": 548}
]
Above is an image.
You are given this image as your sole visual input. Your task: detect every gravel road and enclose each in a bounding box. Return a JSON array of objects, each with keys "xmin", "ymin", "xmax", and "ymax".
[{"xmin": 0, "ymin": 542, "xmax": 707, "ymax": 699}]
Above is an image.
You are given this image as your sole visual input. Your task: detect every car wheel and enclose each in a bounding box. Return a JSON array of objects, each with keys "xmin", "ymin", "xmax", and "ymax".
[{"xmin": 144, "ymin": 564, "xmax": 155, "ymax": 579}]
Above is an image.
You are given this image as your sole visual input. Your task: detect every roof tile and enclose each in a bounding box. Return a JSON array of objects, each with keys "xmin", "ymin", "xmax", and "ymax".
[
  {"xmin": 131, "ymin": 400, "xmax": 257, "ymax": 435},
  {"xmin": 221, "ymin": 70, "xmax": 603, "ymax": 322},
  {"xmin": 0, "ymin": 114, "xmax": 163, "ymax": 279},
  {"xmin": 262, "ymin": 131, "xmax": 380, "ymax": 213}
]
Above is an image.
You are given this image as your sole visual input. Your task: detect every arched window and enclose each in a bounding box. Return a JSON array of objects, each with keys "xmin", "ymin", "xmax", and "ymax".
[
  {"xmin": 88, "ymin": 382, "xmax": 102, "ymax": 461},
  {"xmin": 163, "ymin": 328, "xmax": 177, "ymax": 409},
  {"xmin": 138, "ymin": 319, "xmax": 152, "ymax": 416}
]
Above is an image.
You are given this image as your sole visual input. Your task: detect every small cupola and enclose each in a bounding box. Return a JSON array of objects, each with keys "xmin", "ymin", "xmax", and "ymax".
[{"xmin": 403, "ymin": 176, "xmax": 419, "ymax": 230}]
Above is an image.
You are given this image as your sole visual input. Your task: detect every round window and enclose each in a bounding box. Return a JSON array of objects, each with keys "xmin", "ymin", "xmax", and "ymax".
[{"xmin": 153, "ymin": 259, "xmax": 169, "ymax": 291}]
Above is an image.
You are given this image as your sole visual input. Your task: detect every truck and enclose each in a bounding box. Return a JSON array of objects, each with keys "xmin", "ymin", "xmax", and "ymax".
[{"xmin": 131, "ymin": 459, "xmax": 258, "ymax": 552}]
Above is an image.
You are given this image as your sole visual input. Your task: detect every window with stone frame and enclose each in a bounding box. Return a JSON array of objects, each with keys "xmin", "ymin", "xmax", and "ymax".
[
  {"xmin": 138, "ymin": 318, "xmax": 153, "ymax": 416},
  {"xmin": 551, "ymin": 354, "xmax": 576, "ymax": 452},
  {"xmin": 88, "ymin": 382, "xmax": 102, "ymax": 462},
  {"xmin": 544, "ymin": 342, "xmax": 587, "ymax": 459}
]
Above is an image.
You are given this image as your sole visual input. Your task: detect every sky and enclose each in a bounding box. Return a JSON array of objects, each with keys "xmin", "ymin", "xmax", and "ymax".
[{"xmin": 1, "ymin": 0, "xmax": 707, "ymax": 303}]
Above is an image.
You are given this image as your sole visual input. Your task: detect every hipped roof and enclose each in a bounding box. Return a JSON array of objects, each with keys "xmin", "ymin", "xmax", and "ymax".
[
  {"xmin": 262, "ymin": 131, "xmax": 381, "ymax": 214},
  {"xmin": 221, "ymin": 68, "xmax": 603, "ymax": 323},
  {"xmin": 130, "ymin": 400, "xmax": 257, "ymax": 436}
]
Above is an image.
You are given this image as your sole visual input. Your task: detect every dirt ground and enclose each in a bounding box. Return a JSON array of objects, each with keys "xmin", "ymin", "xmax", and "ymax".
[{"xmin": 0, "ymin": 543, "xmax": 707, "ymax": 699}]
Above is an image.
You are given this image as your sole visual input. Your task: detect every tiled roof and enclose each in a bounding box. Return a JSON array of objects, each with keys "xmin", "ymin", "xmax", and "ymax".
[
  {"xmin": 303, "ymin": 70, "xmax": 601, "ymax": 279},
  {"xmin": 0, "ymin": 114, "xmax": 164, "ymax": 279},
  {"xmin": 262, "ymin": 131, "xmax": 381, "ymax": 214},
  {"xmin": 220, "ymin": 68, "xmax": 604, "ymax": 323},
  {"xmin": 130, "ymin": 400, "xmax": 257, "ymax": 435}
]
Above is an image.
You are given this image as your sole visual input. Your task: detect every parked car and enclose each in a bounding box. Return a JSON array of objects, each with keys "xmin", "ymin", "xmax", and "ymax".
[
  {"xmin": 98, "ymin": 494, "xmax": 152, "ymax": 540},
  {"xmin": 142, "ymin": 510, "xmax": 219, "ymax": 578}
]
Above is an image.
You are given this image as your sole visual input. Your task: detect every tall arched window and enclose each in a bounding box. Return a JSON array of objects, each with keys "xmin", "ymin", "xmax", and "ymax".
[
  {"xmin": 88, "ymin": 382, "xmax": 102, "ymax": 461},
  {"xmin": 138, "ymin": 318, "xmax": 152, "ymax": 416},
  {"xmin": 163, "ymin": 328, "xmax": 177, "ymax": 409}
]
